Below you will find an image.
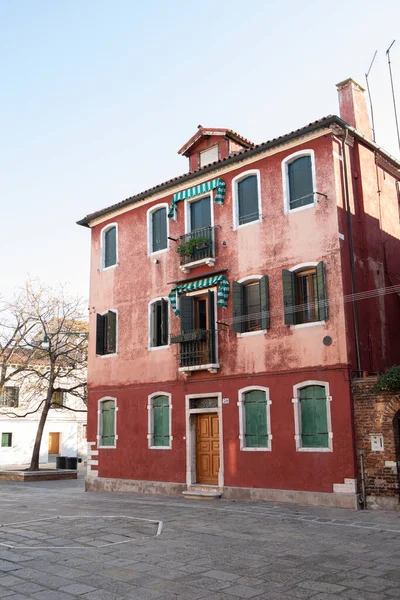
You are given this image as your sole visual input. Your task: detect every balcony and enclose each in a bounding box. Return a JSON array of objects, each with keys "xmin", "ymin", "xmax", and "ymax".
[
  {"xmin": 170, "ymin": 329, "xmax": 218, "ymax": 375},
  {"xmin": 178, "ymin": 227, "xmax": 216, "ymax": 273}
]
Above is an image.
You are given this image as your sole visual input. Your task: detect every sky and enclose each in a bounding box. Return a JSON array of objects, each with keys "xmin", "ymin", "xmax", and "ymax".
[{"xmin": 1, "ymin": 0, "xmax": 400, "ymax": 302}]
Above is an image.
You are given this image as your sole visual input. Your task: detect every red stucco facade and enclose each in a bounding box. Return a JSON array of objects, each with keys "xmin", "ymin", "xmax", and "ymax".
[{"xmin": 81, "ymin": 79, "xmax": 400, "ymax": 507}]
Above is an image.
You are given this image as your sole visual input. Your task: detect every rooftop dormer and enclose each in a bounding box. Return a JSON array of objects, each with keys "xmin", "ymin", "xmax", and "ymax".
[{"xmin": 178, "ymin": 126, "xmax": 254, "ymax": 172}]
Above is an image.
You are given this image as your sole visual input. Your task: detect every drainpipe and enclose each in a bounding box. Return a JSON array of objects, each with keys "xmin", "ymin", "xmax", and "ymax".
[
  {"xmin": 359, "ymin": 450, "xmax": 367, "ymax": 509},
  {"xmin": 341, "ymin": 133, "xmax": 362, "ymax": 374}
]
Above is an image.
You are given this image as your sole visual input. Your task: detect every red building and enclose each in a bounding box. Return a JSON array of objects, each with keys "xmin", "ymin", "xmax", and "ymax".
[{"xmin": 78, "ymin": 78, "xmax": 400, "ymax": 508}]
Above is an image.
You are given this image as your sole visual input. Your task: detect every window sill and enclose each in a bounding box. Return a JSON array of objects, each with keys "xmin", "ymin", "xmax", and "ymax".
[
  {"xmin": 290, "ymin": 321, "xmax": 325, "ymax": 330},
  {"xmin": 240, "ymin": 447, "xmax": 271, "ymax": 452},
  {"xmin": 98, "ymin": 445, "xmax": 117, "ymax": 449},
  {"xmin": 285, "ymin": 201, "xmax": 316, "ymax": 215},
  {"xmin": 149, "ymin": 247, "xmax": 168, "ymax": 257},
  {"xmin": 297, "ymin": 447, "xmax": 333, "ymax": 452},
  {"xmin": 179, "ymin": 256, "xmax": 215, "ymax": 274},
  {"xmin": 234, "ymin": 218, "xmax": 262, "ymax": 231},
  {"xmin": 148, "ymin": 345, "xmax": 170, "ymax": 352},
  {"xmin": 100, "ymin": 263, "xmax": 118, "ymax": 272},
  {"xmin": 237, "ymin": 329, "xmax": 267, "ymax": 338},
  {"xmin": 149, "ymin": 445, "xmax": 172, "ymax": 450},
  {"xmin": 179, "ymin": 363, "xmax": 219, "ymax": 375},
  {"xmin": 99, "ymin": 352, "xmax": 118, "ymax": 358}
]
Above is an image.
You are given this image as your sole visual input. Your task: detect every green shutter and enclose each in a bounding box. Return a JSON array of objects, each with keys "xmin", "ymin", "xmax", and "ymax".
[
  {"xmin": 238, "ymin": 175, "xmax": 259, "ymax": 225},
  {"xmin": 1, "ymin": 433, "xmax": 11, "ymax": 447},
  {"xmin": 96, "ymin": 314, "xmax": 105, "ymax": 355},
  {"xmin": 152, "ymin": 208, "xmax": 167, "ymax": 252},
  {"xmin": 316, "ymin": 261, "xmax": 328, "ymax": 321},
  {"xmin": 288, "ymin": 156, "xmax": 313, "ymax": 209},
  {"xmin": 259, "ymin": 275, "xmax": 270, "ymax": 330},
  {"xmin": 244, "ymin": 390, "xmax": 268, "ymax": 448},
  {"xmin": 232, "ymin": 282, "xmax": 243, "ymax": 333},
  {"xmin": 101, "ymin": 400, "xmax": 115, "ymax": 446},
  {"xmin": 180, "ymin": 296, "xmax": 194, "ymax": 332},
  {"xmin": 208, "ymin": 290, "xmax": 216, "ymax": 363},
  {"xmin": 104, "ymin": 227, "xmax": 117, "ymax": 267},
  {"xmin": 282, "ymin": 270, "xmax": 296, "ymax": 325},
  {"xmin": 153, "ymin": 395, "xmax": 170, "ymax": 447},
  {"xmin": 107, "ymin": 311, "xmax": 117, "ymax": 354},
  {"xmin": 300, "ymin": 386, "xmax": 328, "ymax": 448}
]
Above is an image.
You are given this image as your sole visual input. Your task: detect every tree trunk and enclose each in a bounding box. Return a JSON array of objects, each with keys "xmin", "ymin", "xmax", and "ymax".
[{"xmin": 28, "ymin": 398, "xmax": 51, "ymax": 471}]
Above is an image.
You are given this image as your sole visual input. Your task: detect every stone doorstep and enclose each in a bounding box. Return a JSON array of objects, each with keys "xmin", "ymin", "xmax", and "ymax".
[
  {"xmin": 182, "ymin": 489, "xmax": 222, "ymax": 500},
  {"xmin": 0, "ymin": 469, "xmax": 78, "ymax": 482}
]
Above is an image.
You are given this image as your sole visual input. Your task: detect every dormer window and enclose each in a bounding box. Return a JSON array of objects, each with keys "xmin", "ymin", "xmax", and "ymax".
[{"xmin": 199, "ymin": 145, "xmax": 219, "ymax": 168}]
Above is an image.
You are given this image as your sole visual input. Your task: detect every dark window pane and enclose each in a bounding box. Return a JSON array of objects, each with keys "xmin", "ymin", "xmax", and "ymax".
[
  {"xmin": 151, "ymin": 300, "xmax": 169, "ymax": 347},
  {"xmin": 104, "ymin": 227, "xmax": 117, "ymax": 268},
  {"xmin": 190, "ymin": 196, "xmax": 211, "ymax": 231},
  {"xmin": 296, "ymin": 271, "xmax": 318, "ymax": 324},
  {"xmin": 243, "ymin": 283, "xmax": 261, "ymax": 332},
  {"xmin": 288, "ymin": 156, "xmax": 313, "ymax": 210},
  {"xmin": 238, "ymin": 176, "xmax": 259, "ymax": 225},
  {"xmin": 152, "ymin": 208, "xmax": 167, "ymax": 252}
]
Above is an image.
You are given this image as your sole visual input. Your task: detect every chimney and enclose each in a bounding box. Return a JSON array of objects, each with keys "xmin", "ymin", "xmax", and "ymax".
[{"xmin": 336, "ymin": 78, "xmax": 372, "ymax": 139}]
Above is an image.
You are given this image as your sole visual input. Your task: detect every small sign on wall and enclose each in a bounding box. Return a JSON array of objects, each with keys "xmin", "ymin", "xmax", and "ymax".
[
  {"xmin": 222, "ymin": 398, "xmax": 229, "ymax": 404},
  {"xmin": 370, "ymin": 434, "xmax": 384, "ymax": 452}
]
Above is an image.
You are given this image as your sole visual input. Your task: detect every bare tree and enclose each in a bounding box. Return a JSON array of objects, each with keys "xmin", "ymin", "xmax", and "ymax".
[{"xmin": 2, "ymin": 281, "xmax": 88, "ymax": 471}]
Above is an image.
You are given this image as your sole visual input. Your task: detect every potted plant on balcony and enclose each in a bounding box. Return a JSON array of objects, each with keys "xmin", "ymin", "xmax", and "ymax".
[{"xmin": 177, "ymin": 236, "xmax": 210, "ymax": 259}]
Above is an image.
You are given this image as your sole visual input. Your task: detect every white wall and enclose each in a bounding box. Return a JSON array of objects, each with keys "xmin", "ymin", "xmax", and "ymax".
[{"xmin": 0, "ymin": 419, "xmax": 82, "ymax": 466}]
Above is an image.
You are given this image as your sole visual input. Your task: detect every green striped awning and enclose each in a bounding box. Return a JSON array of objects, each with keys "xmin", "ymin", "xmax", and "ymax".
[
  {"xmin": 169, "ymin": 275, "xmax": 230, "ymax": 316},
  {"xmin": 168, "ymin": 178, "xmax": 226, "ymax": 218}
]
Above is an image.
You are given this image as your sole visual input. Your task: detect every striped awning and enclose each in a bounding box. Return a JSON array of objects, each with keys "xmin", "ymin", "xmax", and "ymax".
[
  {"xmin": 168, "ymin": 178, "xmax": 226, "ymax": 218},
  {"xmin": 169, "ymin": 274, "xmax": 230, "ymax": 316}
]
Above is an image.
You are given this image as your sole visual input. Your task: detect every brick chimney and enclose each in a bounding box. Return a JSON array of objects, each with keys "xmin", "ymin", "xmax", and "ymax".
[{"xmin": 336, "ymin": 78, "xmax": 373, "ymax": 139}]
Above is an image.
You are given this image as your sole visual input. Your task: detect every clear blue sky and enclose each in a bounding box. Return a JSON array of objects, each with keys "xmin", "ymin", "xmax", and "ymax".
[{"xmin": 1, "ymin": 0, "xmax": 399, "ymax": 301}]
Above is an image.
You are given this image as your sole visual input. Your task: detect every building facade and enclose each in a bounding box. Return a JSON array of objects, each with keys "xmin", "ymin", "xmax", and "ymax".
[{"xmin": 79, "ymin": 78, "xmax": 400, "ymax": 508}]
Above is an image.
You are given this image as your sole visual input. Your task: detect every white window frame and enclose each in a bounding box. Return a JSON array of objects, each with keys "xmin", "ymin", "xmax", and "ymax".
[
  {"xmin": 147, "ymin": 392, "xmax": 172, "ymax": 450},
  {"xmin": 288, "ymin": 262, "xmax": 325, "ymax": 330},
  {"xmin": 148, "ymin": 297, "xmax": 170, "ymax": 351},
  {"xmin": 236, "ymin": 275, "xmax": 268, "ymax": 337},
  {"xmin": 282, "ymin": 150, "xmax": 317, "ymax": 215},
  {"xmin": 97, "ymin": 396, "xmax": 118, "ymax": 449},
  {"xmin": 98, "ymin": 309, "xmax": 118, "ymax": 358},
  {"xmin": 232, "ymin": 169, "xmax": 262, "ymax": 230},
  {"xmin": 147, "ymin": 203, "xmax": 169, "ymax": 256},
  {"xmin": 237, "ymin": 386, "xmax": 272, "ymax": 451},
  {"xmin": 100, "ymin": 223, "xmax": 118, "ymax": 271},
  {"xmin": 184, "ymin": 192, "xmax": 214, "ymax": 234},
  {"xmin": 292, "ymin": 381, "xmax": 333, "ymax": 452}
]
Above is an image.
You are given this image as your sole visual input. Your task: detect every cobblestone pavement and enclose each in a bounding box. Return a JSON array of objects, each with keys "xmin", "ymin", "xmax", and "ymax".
[{"xmin": 0, "ymin": 477, "xmax": 399, "ymax": 599}]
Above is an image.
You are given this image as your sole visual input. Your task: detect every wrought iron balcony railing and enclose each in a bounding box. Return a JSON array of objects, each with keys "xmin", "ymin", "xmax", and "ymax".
[
  {"xmin": 170, "ymin": 329, "xmax": 217, "ymax": 370},
  {"xmin": 177, "ymin": 226, "xmax": 215, "ymax": 267}
]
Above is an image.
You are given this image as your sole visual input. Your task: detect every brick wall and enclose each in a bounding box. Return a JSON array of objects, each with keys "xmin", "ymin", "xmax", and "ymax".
[{"xmin": 352, "ymin": 379, "xmax": 400, "ymax": 508}]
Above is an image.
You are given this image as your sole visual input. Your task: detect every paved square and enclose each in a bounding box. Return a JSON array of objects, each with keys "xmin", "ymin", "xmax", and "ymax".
[{"xmin": 0, "ymin": 475, "xmax": 398, "ymax": 599}]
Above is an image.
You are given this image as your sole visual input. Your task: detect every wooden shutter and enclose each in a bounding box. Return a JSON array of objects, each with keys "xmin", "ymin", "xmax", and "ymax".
[
  {"xmin": 300, "ymin": 386, "xmax": 328, "ymax": 448},
  {"xmin": 180, "ymin": 296, "xmax": 194, "ymax": 332},
  {"xmin": 153, "ymin": 395, "xmax": 170, "ymax": 447},
  {"xmin": 208, "ymin": 290, "xmax": 216, "ymax": 363},
  {"xmin": 288, "ymin": 156, "xmax": 313, "ymax": 209},
  {"xmin": 107, "ymin": 311, "xmax": 117, "ymax": 354},
  {"xmin": 96, "ymin": 314, "xmax": 105, "ymax": 355},
  {"xmin": 104, "ymin": 227, "xmax": 117, "ymax": 267},
  {"xmin": 238, "ymin": 175, "xmax": 259, "ymax": 225},
  {"xmin": 152, "ymin": 208, "xmax": 167, "ymax": 252},
  {"xmin": 316, "ymin": 261, "xmax": 328, "ymax": 321},
  {"xmin": 232, "ymin": 282, "xmax": 243, "ymax": 333},
  {"xmin": 259, "ymin": 275, "xmax": 270, "ymax": 330},
  {"xmin": 101, "ymin": 400, "xmax": 115, "ymax": 446},
  {"xmin": 150, "ymin": 303, "xmax": 157, "ymax": 347},
  {"xmin": 282, "ymin": 270, "xmax": 296, "ymax": 325},
  {"xmin": 244, "ymin": 391, "xmax": 268, "ymax": 448},
  {"xmin": 160, "ymin": 299, "xmax": 168, "ymax": 346}
]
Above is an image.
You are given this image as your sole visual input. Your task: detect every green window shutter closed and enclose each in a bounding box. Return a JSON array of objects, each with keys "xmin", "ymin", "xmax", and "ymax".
[
  {"xmin": 96, "ymin": 314, "xmax": 105, "ymax": 355},
  {"xmin": 180, "ymin": 296, "xmax": 194, "ymax": 332},
  {"xmin": 259, "ymin": 275, "xmax": 270, "ymax": 330},
  {"xmin": 107, "ymin": 311, "xmax": 117, "ymax": 354},
  {"xmin": 288, "ymin": 156, "xmax": 313, "ymax": 210},
  {"xmin": 300, "ymin": 386, "xmax": 328, "ymax": 448},
  {"xmin": 282, "ymin": 270, "xmax": 296, "ymax": 325},
  {"xmin": 153, "ymin": 395, "xmax": 170, "ymax": 446},
  {"xmin": 232, "ymin": 282, "xmax": 243, "ymax": 333},
  {"xmin": 104, "ymin": 227, "xmax": 117, "ymax": 268},
  {"xmin": 152, "ymin": 208, "xmax": 167, "ymax": 252},
  {"xmin": 316, "ymin": 261, "xmax": 328, "ymax": 321},
  {"xmin": 238, "ymin": 175, "xmax": 259, "ymax": 225},
  {"xmin": 244, "ymin": 390, "xmax": 268, "ymax": 448},
  {"xmin": 1, "ymin": 433, "xmax": 11, "ymax": 447},
  {"xmin": 101, "ymin": 400, "xmax": 115, "ymax": 446}
]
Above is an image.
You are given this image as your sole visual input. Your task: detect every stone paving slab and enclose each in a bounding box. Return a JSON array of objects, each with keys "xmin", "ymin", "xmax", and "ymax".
[{"xmin": 0, "ymin": 478, "xmax": 399, "ymax": 599}]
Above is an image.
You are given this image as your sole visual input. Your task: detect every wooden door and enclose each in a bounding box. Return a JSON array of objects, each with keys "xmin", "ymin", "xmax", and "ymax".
[
  {"xmin": 196, "ymin": 413, "xmax": 219, "ymax": 485},
  {"xmin": 48, "ymin": 432, "xmax": 60, "ymax": 455}
]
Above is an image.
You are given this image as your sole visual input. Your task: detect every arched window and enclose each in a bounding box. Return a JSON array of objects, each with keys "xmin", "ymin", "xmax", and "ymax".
[
  {"xmin": 98, "ymin": 398, "xmax": 117, "ymax": 448},
  {"xmin": 148, "ymin": 205, "xmax": 168, "ymax": 254},
  {"xmin": 232, "ymin": 170, "xmax": 261, "ymax": 228},
  {"xmin": 238, "ymin": 387, "xmax": 271, "ymax": 450},
  {"xmin": 282, "ymin": 262, "xmax": 328, "ymax": 326},
  {"xmin": 101, "ymin": 224, "xmax": 118, "ymax": 269},
  {"xmin": 292, "ymin": 382, "xmax": 332, "ymax": 451},
  {"xmin": 148, "ymin": 393, "xmax": 172, "ymax": 449},
  {"xmin": 282, "ymin": 151, "xmax": 316, "ymax": 213}
]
